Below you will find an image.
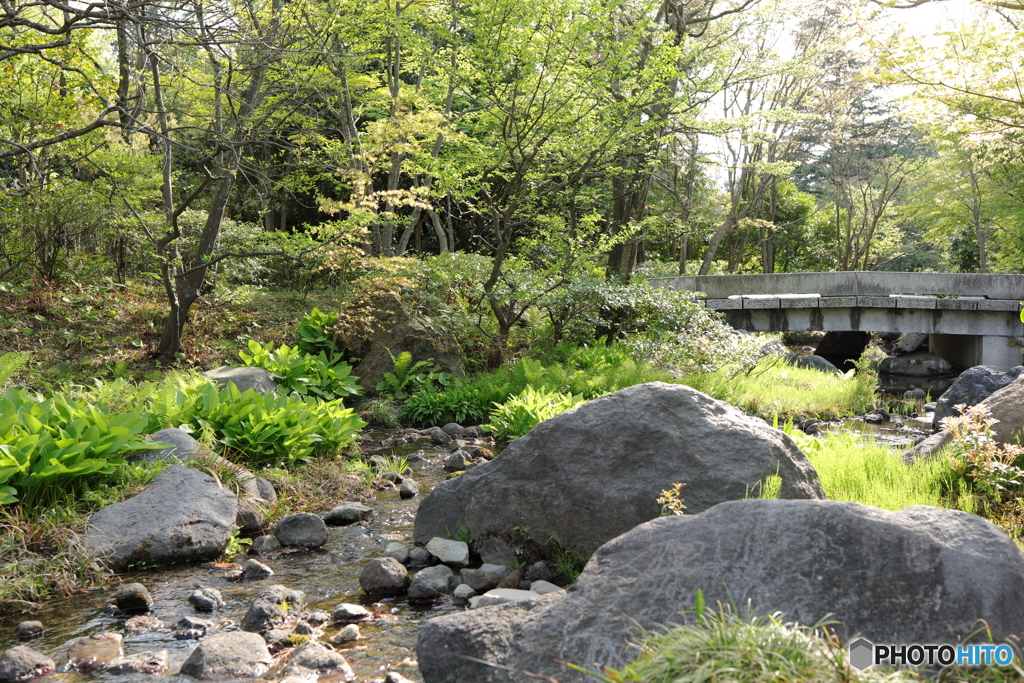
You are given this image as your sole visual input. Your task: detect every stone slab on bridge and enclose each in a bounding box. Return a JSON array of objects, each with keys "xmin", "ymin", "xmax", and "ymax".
[{"xmin": 651, "ymin": 272, "xmax": 1024, "ymax": 371}]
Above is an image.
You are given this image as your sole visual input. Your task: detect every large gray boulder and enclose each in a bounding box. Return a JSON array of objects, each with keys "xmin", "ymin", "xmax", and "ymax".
[
  {"xmin": 933, "ymin": 365, "xmax": 1024, "ymax": 430},
  {"xmin": 413, "ymin": 382, "xmax": 825, "ymax": 557},
  {"xmin": 417, "ymin": 499, "xmax": 1024, "ymax": 683},
  {"xmin": 203, "ymin": 366, "xmax": 277, "ymax": 394},
  {"xmin": 83, "ymin": 466, "xmax": 237, "ymax": 570}
]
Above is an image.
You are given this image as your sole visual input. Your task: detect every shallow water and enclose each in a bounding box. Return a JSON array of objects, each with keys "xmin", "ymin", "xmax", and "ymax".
[{"xmin": 0, "ymin": 432, "xmax": 473, "ymax": 682}]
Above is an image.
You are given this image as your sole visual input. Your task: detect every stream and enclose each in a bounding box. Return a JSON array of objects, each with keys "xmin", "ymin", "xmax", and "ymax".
[
  {"xmin": 0, "ymin": 432, "xmax": 473, "ymax": 683},
  {"xmin": 0, "ymin": 377, "xmax": 949, "ymax": 681}
]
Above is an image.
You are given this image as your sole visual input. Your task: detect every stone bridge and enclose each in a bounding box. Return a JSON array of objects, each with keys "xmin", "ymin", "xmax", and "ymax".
[{"xmin": 651, "ymin": 272, "xmax": 1024, "ymax": 371}]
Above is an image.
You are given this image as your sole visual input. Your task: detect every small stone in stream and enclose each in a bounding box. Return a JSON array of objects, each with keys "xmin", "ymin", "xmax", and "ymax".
[
  {"xmin": 15, "ymin": 622, "xmax": 42, "ymax": 641},
  {"xmin": 497, "ymin": 568, "xmax": 523, "ymax": 589},
  {"xmin": 407, "ymin": 546, "xmax": 433, "ymax": 566},
  {"xmin": 282, "ymin": 641, "xmax": 355, "ymax": 679},
  {"xmin": 530, "ymin": 579, "xmax": 566, "ymax": 595},
  {"xmin": 179, "ymin": 631, "xmax": 272, "ymax": 679},
  {"xmin": 112, "ymin": 583, "xmax": 152, "ymax": 613},
  {"xmin": 442, "ymin": 423, "xmax": 465, "ymax": 437},
  {"xmin": 359, "ymin": 557, "xmax": 409, "ymax": 594},
  {"xmin": 175, "ymin": 616, "xmax": 214, "ymax": 631},
  {"xmin": 65, "ymin": 632, "xmax": 124, "ymax": 672},
  {"xmin": 453, "ymin": 584, "xmax": 477, "ymax": 602},
  {"xmin": 240, "ymin": 558, "xmax": 274, "ymax": 581},
  {"xmin": 174, "ymin": 628, "xmax": 206, "ymax": 641},
  {"xmin": 188, "ymin": 587, "xmax": 225, "ymax": 612},
  {"xmin": 384, "ymin": 542, "xmax": 410, "ymax": 564},
  {"xmin": 293, "ymin": 620, "xmax": 319, "ymax": 636},
  {"xmin": 381, "ymin": 471, "xmax": 402, "ymax": 483},
  {"xmin": 399, "ymin": 478, "xmax": 419, "ymax": 499},
  {"xmin": 467, "ymin": 445, "xmax": 494, "ymax": 460},
  {"xmin": 425, "ymin": 537, "xmax": 470, "ymax": 567},
  {"xmin": 250, "ymin": 534, "xmax": 281, "ymax": 556},
  {"xmin": 407, "ymin": 453, "xmax": 426, "ymax": 463},
  {"xmin": 104, "ymin": 650, "xmax": 169, "ymax": 675},
  {"xmin": 274, "ymin": 512, "xmax": 328, "ymax": 548},
  {"xmin": 323, "ymin": 502, "xmax": 373, "ymax": 526},
  {"xmin": 385, "ymin": 672, "xmax": 416, "ymax": 683},
  {"xmin": 332, "ymin": 603, "xmax": 373, "ymax": 624},
  {"xmin": 124, "ymin": 615, "xmax": 165, "ymax": 634},
  {"xmin": 242, "ymin": 585, "xmax": 306, "ymax": 633},
  {"xmin": 331, "ymin": 624, "xmax": 360, "ymax": 644},
  {"xmin": 0, "ymin": 645, "xmax": 55, "ymax": 682},
  {"xmin": 261, "ymin": 629, "xmax": 294, "ymax": 652},
  {"xmin": 304, "ymin": 609, "xmax": 333, "ymax": 627}
]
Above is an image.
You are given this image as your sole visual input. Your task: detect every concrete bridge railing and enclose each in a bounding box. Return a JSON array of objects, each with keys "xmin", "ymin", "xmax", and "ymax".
[{"xmin": 649, "ymin": 272, "xmax": 1024, "ymax": 370}]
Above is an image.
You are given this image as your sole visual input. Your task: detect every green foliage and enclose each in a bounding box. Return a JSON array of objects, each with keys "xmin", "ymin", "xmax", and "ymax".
[
  {"xmin": 484, "ymin": 386, "xmax": 585, "ymax": 441},
  {"xmin": 551, "ymin": 538, "xmax": 589, "ymax": 585},
  {"xmin": 0, "ymin": 352, "xmax": 30, "ymax": 388},
  {"xmin": 358, "ymin": 395, "xmax": 402, "ymax": 427},
  {"xmin": 401, "ymin": 385, "xmax": 490, "ymax": 427},
  {"xmin": 0, "ymin": 388, "xmax": 161, "ymax": 508},
  {"xmin": 375, "ymin": 350, "xmax": 441, "ymax": 399},
  {"xmin": 239, "ymin": 339, "xmax": 361, "ymax": 402},
  {"xmin": 579, "ymin": 602, "xmax": 922, "ymax": 683},
  {"xmin": 297, "ymin": 307, "xmax": 340, "ymax": 357},
  {"xmin": 222, "ymin": 526, "xmax": 253, "ymax": 559},
  {"xmin": 181, "ymin": 383, "xmax": 365, "ymax": 468},
  {"xmin": 800, "ymin": 430, "xmax": 947, "ymax": 510},
  {"xmin": 681, "ymin": 356, "xmax": 878, "ymax": 422}
]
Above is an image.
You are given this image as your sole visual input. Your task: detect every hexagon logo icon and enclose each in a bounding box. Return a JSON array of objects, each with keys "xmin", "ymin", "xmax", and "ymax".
[{"xmin": 849, "ymin": 637, "xmax": 874, "ymax": 671}]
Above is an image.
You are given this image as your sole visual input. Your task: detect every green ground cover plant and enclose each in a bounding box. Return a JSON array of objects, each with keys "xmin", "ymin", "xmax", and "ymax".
[
  {"xmin": 239, "ymin": 339, "xmax": 361, "ymax": 402},
  {"xmin": 575, "ymin": 598, "xmax": 1019, "ymax": 683},
  {"xmin": 483, "ymin": 386, "xmax": 586, "ymax": 441},
  {"xmin": 682, "ymin": 356, "xmax": 878, "ymax": 421}
]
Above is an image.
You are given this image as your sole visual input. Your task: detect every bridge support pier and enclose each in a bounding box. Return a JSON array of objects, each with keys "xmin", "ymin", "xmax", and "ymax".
[{"xmin": 930, "ymin": 334, "xmax": 1021, "ymax": 371}]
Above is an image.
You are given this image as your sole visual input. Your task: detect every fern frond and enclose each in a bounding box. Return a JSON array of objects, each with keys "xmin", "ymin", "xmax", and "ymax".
[{"xmin": 0, "ymin": 351, "xmax": 30, "ymax": 388}]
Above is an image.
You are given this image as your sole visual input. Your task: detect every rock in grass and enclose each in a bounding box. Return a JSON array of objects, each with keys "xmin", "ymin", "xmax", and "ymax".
[
  {"xmin": 414, "ymin": 382, "xmax": 825, "ymax": 557},
  {"xmin": 417, "ymin": 499, "xmax": 1024, "ymax": 683},
  {"xmin": 179, "ymin": 632, "xmax": 272, "ymax": 680},
  {"xmin": 84, "ymin": 466, "xmax": 238, "ymax": 570},
  {"xmin": 203, "ymin": 366, "xmax": 277, "ymax": 394},
  {"xmin": 0, "ymin": 646, "xmax": 55, "ymax": 682}
]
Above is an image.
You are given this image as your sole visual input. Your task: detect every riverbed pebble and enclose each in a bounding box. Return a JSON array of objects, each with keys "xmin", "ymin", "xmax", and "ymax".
[
  {"xmin": 384, "ymin": 542, "xmax": 410, "ymax": 564},
  {"xmin": 180, "ymin": 631, "xmax": 272, "ymax": 679},
  {"xmin": 359, "ymin": 557, "xmax": 409, "ymax": 594},
  {"xmin": 453, "ymin": 584, "xmax": 477, "ymax": 602},
  {"xmin": 424, "ymin": 537, "xmax": 469, "ymax": 567},
  {"xmin": 323, "ymin": 502, "xmax": 373, "ymax": 525},
  {"xmin": 408, "ymin": 565, "xmax": 455, "ymax": 600},
  {"xmin": 242, "ymin": 585, "xmax": 305, "ymax": 633},
  {"xmin": 65, "ymin": 632, "xmax": 124, "ymax": 672},
  {"xmin": 112, "ymin": 583, "xmax": 152, "ymax": 613},
  {"xmin": 240, "ymin": 558, "xmax": 274, "ymax": 580},
  {"xmin": 104, "ymin": 650, "xmax": 168, "ymax": 675},
  {"xmin": 282, "ymin": 641, "xmax": 355, "ymax": 679},
  {"xmin": 188, "ymin": 587, "xmax": 224, "ymax": 612},
  {"xmin": 331, "ymin": 624, "xmax": 360, "ymax": 644},
  {"xmin": 250, "ymin": 534, "xmax": 281, "ymax": 555},
  {"xmin": 331, "ymin": 603, "xmax": 373, "ymax": 624},
  {"xmin": 399, "ymin": 478, "xmax": 419, "ymax": 499},
  {"xmin": 275, "ymin": 512, "xmax": 328, "ymax": 548},
  {"xmin": 0, "ymin": 645, "xmax": 55, "ymax": 682},
  {"xmin": 529, "ymin": 580, "xmax": 565, "ymax": 595},
  {"xmin": 14, "ymin": 622, "xmax": 42, "ymax": 641},
  {"xmin": 406, "ymin": 546, "xmax": 433, "ymax": 566}
]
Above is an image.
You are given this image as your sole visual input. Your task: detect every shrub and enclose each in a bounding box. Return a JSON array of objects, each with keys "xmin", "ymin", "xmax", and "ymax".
[
  {"xmin": 484, "ymin": 386, "xmax": 585, "ymax": 441},
  {"xmin": 239, "ymin": 340, "xmax": 361, "ymax": 402},
  {"xmin": 0, "ymin": 388, "xmax": 160, "ymax": 508},
  {"xmin": 181, "ymin": 382, "xmax": 365, "ymax": 468},
  {"xmin": 402, "ymin": 385, "xmax": 490, "ymax": 426},
  {"xmin": 375, "ymin": 350, "xmax": 441, "ymax": 400},
  {"xmin": 296, "ymin": 307, "xmax": 341, "ymax": 357}
]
